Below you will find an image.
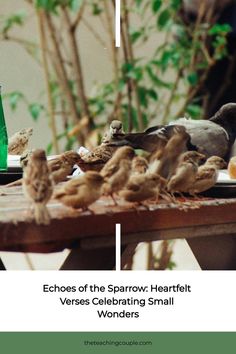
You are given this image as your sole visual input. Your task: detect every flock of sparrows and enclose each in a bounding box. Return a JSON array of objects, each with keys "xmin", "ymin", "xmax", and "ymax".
[{"xmin": 8, "ymin": 120, "xmax": 228, "ymax": 226}]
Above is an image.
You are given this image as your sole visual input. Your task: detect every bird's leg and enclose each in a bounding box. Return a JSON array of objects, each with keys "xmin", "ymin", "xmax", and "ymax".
[
  {"xmin": 148, "ymin": 195, "xmax": 159, "ymax": 205},
  {"xmin": 84, "ymin": 207, "xmax": 95, "ymax": 215},
  {"xmin": 187, "ymin": 193, "xmax": 203, "ymax": 209},
  {"xmin": 29, "ymin": 202, "xmax": 35, "ymax": 215},
  {"xmin": 177, "ymin": 192, "xmax": 199, "ymax": 209},
  {"xmin": 110, "ymin": 193, "xmax": 118, "ymax": 206},
  {"xmin": 139, "ymin": 201, "xmax": 153, "ymax": 211},
  {"xmin": 131, "ymin": 202, "xmax": 150, "ymax": 213},
  {"xmin": 168, "ymin": 192, "xmax": 186, "ymax": 208},
  {"xmin": 0, "ymin": 188, "xmax": 6, "ymax": 196},
  {"xmin": 190, "ymin": 193, "xmax": 209, "ymax": 202},
  {"xmin": 170, "ymin": 193, "xmax": 191, "ymax": 212},
  {"xmin": 179, "ymin": 192, "xmax": 188, "ymax": 202},
  {"xmin": 160, "ymin": 190, "xmax": 177, "ymax": 204}
]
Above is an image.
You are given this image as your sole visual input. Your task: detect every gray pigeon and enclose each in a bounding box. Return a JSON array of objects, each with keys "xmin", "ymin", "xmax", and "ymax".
[
  {"xmin": 106, "ymin": 103, "xmax": 236, "ymax": 159},
  {"xmin": 169, "ymin": 103, "xmax": 236, "ymax": 158},
  {"xmin": 169, "ymin": 118, "xmax": 229, "ymax": 158}
]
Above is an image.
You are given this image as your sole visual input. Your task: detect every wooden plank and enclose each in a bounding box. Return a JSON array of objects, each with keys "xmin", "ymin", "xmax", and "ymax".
[
  {"xmin": 80, "ymin": 222, "xmax": 236, "ymax": 249},
  {"xmin": 0, "ymin": 198, "xmax": 236, "ymax": 247},
  {"xmin": 60, "ymin": 246, "xmax": 116, "ymax": 270},
  {"xmin": 1, "ymin": 185, "xmax": 236, "ymax": 253}
]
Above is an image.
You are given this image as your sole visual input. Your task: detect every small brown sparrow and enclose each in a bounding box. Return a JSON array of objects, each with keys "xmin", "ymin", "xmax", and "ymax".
[
  {"xmin": 23, "ymin": 149, "xmax": 53, "ymax": 225},
  {"xmin": 167, "ymin": 160, "xmax": 198, "ymax": 195},
  {"xmin": 101, "ymin": 146, "xmax": 135, "ymax": 203},
  {"xmin": 178, "ymin": 151, "xmax": 206, "ymax": 165},
  {"xmin": 54, "ymin": 171, "xmax": 104, "ymax": 211},
  {"xmin": 131, "ymin": 156, "xmax": 149, "ymax": 175},
  {"xmin": 20, "ymin": 150, "xmax": 33, "ymax": 169},
  {"xmin": 120, "ymin": 173, "xmax": 165, "ymax": 205},
  {"xmin": 79, "ymin": 144, "xmax": 117, "ymax": 164},
  {"xmin": 155, "ymin": 126, "xmax": 191, "ymax": 180},
  {"xmin": 8, "ymin": 128, "xmax": 33, "ymax": 155},
  {"xmin": 166, "ymin": 151, "xmax": 205, "ymax": 194},
  {"xmin": 204, "ymin": 156, "xmax": 227, "ymax": 169},
  {"xmin": 101, "ymin": 146, "xmax": 135, "ymax": 177},
  {"xmin": 102, "ymin": 159, "xmax": 132, "ymax": 203},
  {"xmin": 167, "ymin": 151, "xmax": 206, "ymax": 206},
  {"xmin": 102, "ymin": 120, "xmax": 124, "ymax": 143},
  {"xmin": 48, "ymin": 151, "xmax": 81, "ymax": 183},
  {"xmin": 188, "ymin": 156, "xmax": 226, "ymax": 195}
]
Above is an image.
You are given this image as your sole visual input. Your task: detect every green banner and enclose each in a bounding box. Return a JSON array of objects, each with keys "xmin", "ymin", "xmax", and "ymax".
[{"xmin": 0, "ymin": 332, "xmax": 234, "ymax": 354}]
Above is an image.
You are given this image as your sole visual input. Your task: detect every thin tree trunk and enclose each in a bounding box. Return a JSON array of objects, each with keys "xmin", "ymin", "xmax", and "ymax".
[
  {"xmin": 62, "ymin": 7, "xmax": 92, "ymax": 128},
  {"xmin": 123, "ymin": 0, "xmax": 144, "ymax": 131},
  {"xmin": 44, "ymin": 12, "xmax": 79, "ymax": 126},
  {"xmin": 147, "ymin": 242, "xmax": 154, "ymax": 270},
  {"xmin": 37, "ymin": 9, "xmax": 59, "ymax": 154},
  {"xmin": 103, "ymin": 0, "xmax": 121, "ymax": 121},
  {"xmin": 121, "ymin": 18, "xmax": 133, "ymax": 132}
]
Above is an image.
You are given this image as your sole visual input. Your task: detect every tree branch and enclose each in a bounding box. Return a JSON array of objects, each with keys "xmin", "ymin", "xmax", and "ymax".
[
  {"xmin": 37, "ymin": 9, "xmax": 59, "ymax": 154},
  {"xmin": 44, "ymin": 11, "xmax": 80, "ymax": 126},
  {"xmin": 123, "ymin": 0, "xmax": 144, "ymax": 130},
  {"xmin": 71, "ymin": 0, "xmax": 86, "ymax": 33},
  {"xmin": 61, "ymin": 7, "xmax": 92, "ymax": 129}
]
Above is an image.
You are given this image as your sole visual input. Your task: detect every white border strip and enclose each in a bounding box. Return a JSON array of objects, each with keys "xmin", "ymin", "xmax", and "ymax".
[
  {"xmin": 115, "ymin": 223, "xmax": 121, "ymax": 270},
  {"xmin": 115, "ymin": 0, "xmax": 121, "ymax": 47}
]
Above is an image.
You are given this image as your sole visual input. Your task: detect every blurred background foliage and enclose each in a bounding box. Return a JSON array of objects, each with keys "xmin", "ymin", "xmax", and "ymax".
[{"xmin": 0, "ymin": 0, "xmax": 232, "ymax": 154}]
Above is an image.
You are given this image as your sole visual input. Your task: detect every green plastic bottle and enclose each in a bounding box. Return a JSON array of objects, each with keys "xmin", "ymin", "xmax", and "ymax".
[{"xmin": 0, "ymin": 86, "xmax": 8, "ymax": 171}]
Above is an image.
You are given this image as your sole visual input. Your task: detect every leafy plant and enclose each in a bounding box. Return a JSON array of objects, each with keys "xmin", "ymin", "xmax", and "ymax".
[{"xmin": 0, "ymin": 0, "xmax": 232, "ymax": 153}]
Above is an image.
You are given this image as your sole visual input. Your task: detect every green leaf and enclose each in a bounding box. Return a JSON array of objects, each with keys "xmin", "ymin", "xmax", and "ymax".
[
  {"xmin": 186, "ymin": 104, "xmax": 202, "ymax": 119},
  {"xmin": 137, "ymin": 87, "xmax": 148, "ymax": 108},
  {"xmin": 209, "ymin": 23, "xmax": 232, "ymax": 35},
  {"xmin": 36, "ymin": 0, "xmax": 57, "ymax": 11},
  {"xmin": 46, "ymin": 142, "xmax": 53, "ymax": 155},
  {"xmin": 130, "ymin": 30, "xmax": 142, "ymax": 44},
  {"xmin": 135, "ymin": 0, "xmax": 143, "ymax": 7},
  {"xmin": 167, "ymin": 260, "xmax": 176, "ymax": 270},
  {"xmin": 147, "ymin": 89, "xmax": 158, "ymax": 101},
  {"xmin": 157, "ymin": 9, "xmax": 171, "ymax": 29},
  {"xmin": 127, "ymin": 67, "xmax": 143, "ymax": 81},
  {"xmin": 8, "ymin": 92, "xmax": 24, "ymax": 111},
  {"xmin": 187, "ymin": 72, "xmax": 198, "ymax": 85},
  {"xmin": 152, "ymin": 0, "xmax": 162, "ymax": 13},
  {"xmin": 146, "ymin": 65, "xmax": 172, "ymax": 89},
  {"xmin": 122, "ymin": 62, "xmax": 134, "ymax": 74},
  {"xmin": 70, "ymin": 0, "xmax": 83, "ymax": 11},
  {"xmin": 170, "ymin": 0, "xmax": 181, "ymax": 10},
  {"xmin": 159, "ymin": 50, "xmax": 173, "ymax": 71},
  {"xmin": 91, "ymin": 2, "xmax": 102, "ymax": 15},
  {"xmin": 28, "ymin": 103, "xmax": 44, "ymax": 121},
  {"xmin": 2, "ymin": 12, "xmax": 26, "ymax": 34},
  {"xmin": 65, "ymin": 136, "xmax": 76, "ymax": 151},
  {"xmin": 118, "ymin": 79, "xmax": 126, "ymax": 92},
  {"xmin": 142, "ymin": 113, "xmax": 148, "ymax": 128}
]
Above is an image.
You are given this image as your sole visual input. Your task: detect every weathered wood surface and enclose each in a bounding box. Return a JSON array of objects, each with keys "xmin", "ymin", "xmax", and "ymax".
[{"xmin": 0, "ymin": 185, "xmax": 236, "ymax": 253}]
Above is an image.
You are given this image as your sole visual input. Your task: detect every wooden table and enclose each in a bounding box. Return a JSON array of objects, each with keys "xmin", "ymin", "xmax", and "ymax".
[{"xmin": 0, "ymin": 185, "xmax": 236, "ymax": 270}]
